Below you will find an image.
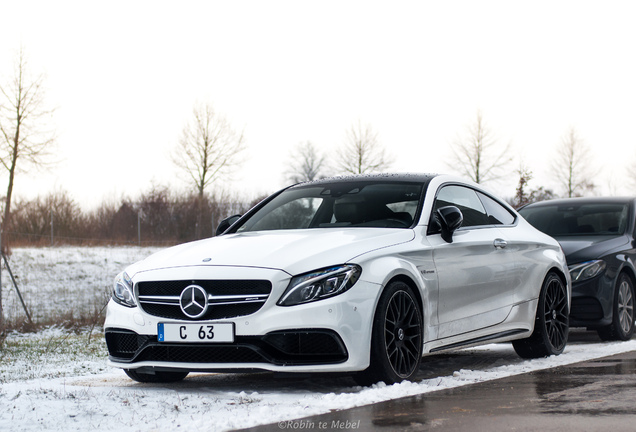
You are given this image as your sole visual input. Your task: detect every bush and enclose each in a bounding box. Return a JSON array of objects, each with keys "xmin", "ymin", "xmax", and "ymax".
[{"xmin": 4, "ymin": 187, "xmax": 256, "ymax": 248}]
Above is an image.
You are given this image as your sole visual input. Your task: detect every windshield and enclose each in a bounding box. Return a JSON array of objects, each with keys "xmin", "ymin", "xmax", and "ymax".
[
  {"xmin": 520, "ymin": 203, "xmax": 629, "ymax": 236},
  {"xmin": 236, "ymin": 181, "xmax": 424, "ymax": 232}
]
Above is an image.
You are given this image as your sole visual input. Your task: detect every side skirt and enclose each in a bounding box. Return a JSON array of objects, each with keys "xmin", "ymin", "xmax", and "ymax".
[{"xmin": 429, "ymin": 329, "xmax": 528, "ymax": 353}]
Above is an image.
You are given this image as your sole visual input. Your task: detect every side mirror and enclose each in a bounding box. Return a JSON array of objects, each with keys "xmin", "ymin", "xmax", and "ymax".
[
  {"xmin": 215, "ymin": 214, "xmax": 242, "ymax": 236},
  {"xmin": 436, "ymin": 206, "xmax": 463, "ymax": 243}
]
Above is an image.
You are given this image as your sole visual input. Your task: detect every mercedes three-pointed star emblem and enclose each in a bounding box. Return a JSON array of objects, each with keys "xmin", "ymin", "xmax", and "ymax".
[{"xmin": 179, "ymin": 285, "xmax": 208, "ymax": 319}]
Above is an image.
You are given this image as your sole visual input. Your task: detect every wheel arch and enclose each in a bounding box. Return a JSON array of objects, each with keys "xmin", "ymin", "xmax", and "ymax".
[
  {"xmin": 359, "ymin": 255, "xmax": 430, "ymax": 341},
  {"xmin": 614, "ymin": 263, "xmax": 636, "ymax": 312},
  {"xmin": 363, "ymin": 256, "xmax": 430, "ymax": 326},
  {"xmin": 607, "ymin": 257, "xmax": 636, "ymax": 303},
  {"xmin": 358, "ymin": 254, "xmax": 430, "ymax": 308},
  {"xmin": 385, "ymin": 273, "xmax": 424, "ymax": 316},
  {"xmin": 547, "ymin": 266, "xmax": 570, "ymax": 311},
  {"xmin": 597, "ymin": 257, "xmax": 636, "ymax": 341},
  {"xmin": 548, "ymin": 266, "xmax": 568, "ymax": 287},
  {"xmin": 380, "ymin": 273, "xmax": 429, "ymax": 347},
  {"xmin": 617, "ymin": 263, "xmax": 636, "ymax": 286}
]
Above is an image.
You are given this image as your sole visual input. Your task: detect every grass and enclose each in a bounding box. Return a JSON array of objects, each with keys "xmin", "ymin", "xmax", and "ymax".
[
  {"xmin": 0, "ymin": 297, "xmax": 108, "ymax": 351},
  {"xmin": 0, "ymin": 326, "xmax": 109, "ymax": 383},
  {"xmin": 0, "ymin": 247, "xmax": 160, "ymax": 383}
]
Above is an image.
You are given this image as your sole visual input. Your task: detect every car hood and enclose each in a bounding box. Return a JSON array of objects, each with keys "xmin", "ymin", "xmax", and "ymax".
[
  {"xmin": 128, "ymin": 228, "xmax": 416, "ymax": 277},
  {"xmin": 555, "ymin": 235, "xmax": 630, "ymax": 264}
]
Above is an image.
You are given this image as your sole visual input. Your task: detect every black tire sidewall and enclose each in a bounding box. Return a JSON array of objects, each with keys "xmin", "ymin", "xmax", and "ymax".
[
  {"xmin": 536, "ymin": 272, "xmax": 568, "ymax": 356},
  {"xmin": 369, "ymin": 281, "xmax": 423, "ymax": 384}
]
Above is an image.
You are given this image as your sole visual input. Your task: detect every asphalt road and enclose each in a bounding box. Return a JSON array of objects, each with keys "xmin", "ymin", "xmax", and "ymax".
[{"xmin": 239, "ymin": 333, "xmax": 636, "ymax": 432}]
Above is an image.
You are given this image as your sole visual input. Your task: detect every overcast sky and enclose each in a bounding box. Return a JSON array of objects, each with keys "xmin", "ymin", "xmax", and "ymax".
[{"xmin": 1, "ymin": 1, "xmax": 635, "ymax": 209}]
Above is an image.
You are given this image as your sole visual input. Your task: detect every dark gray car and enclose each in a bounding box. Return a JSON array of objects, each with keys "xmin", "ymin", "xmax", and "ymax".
[{"xmin": 519, "ymin": 197, "xmax": 636, "ymax": 341}]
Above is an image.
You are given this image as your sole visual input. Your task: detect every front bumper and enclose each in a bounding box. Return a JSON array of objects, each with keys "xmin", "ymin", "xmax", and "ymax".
[
  {"xmin": 104, "ymin": 266, "xmax": 381, "ymax": 373},
  {"xmin": 569, "ymin": 274, "xmax": 614, "ymax": 328},
  {"xmin": 105, "ymin": 328, "xmax": 348, "ymax": 368}
]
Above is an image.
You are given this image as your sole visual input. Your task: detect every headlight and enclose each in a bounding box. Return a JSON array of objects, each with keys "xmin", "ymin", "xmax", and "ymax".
[
  {"xmin": 569, "ymin": 260, "xmax": 606, "ymax": 282},
  {"xmin": 278, "ymin": 265, "xmax": 362, "ymax": 306},
  {"xmin": 112, "ymin": 271, "xmax": 137, "ymax": 307}
]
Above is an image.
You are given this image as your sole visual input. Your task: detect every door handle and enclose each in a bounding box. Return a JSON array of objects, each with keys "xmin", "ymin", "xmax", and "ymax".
[{"xmin": 493, "ymin": 238, "xmax": 507, "ymax": 249}]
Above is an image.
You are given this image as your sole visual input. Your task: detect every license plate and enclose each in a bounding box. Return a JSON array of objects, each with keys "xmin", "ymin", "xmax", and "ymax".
[{"xmin": 157, "ymin": 322, "xmax": 234, "ymax": 343}]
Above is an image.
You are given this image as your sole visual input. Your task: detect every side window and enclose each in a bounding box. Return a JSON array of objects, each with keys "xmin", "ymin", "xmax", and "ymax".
[
  {"xmin": 434, "ymin": 185, "xmax": 489, "ymax": 228},
  {"xmin": 478, "ymin": 192, "xmax": 516, "ymax": 225}
]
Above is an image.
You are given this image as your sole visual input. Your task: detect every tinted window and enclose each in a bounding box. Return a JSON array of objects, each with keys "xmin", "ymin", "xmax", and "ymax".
[
  {"xmin": 520, "ymin": 203, "xmax": 629, "ymax": 236},
  {"xmin": 478, "ymin": 192, "xmax": 516, "ymax": 225},
  {"xmin": 248, "ymin": 197, "xmax": 323, "ymax": 231},
  {"xmin": 237, "ymin": 182, "xmax": 424, "ymax": 232},
  {"xmin": 434, "ymin": 185, "xmax": 489, "ymax": 227}
]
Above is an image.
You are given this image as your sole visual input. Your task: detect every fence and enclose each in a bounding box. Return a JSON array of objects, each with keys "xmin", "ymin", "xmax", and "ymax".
[{"xmin": 0, "ymin": 246, "xmax": 160, "ymax": 328}]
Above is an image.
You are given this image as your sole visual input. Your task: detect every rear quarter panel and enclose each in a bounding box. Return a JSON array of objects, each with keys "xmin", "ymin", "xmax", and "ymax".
[{"xmin": 502, "ymin": 218, "xmax": 571, "ymax": 305}]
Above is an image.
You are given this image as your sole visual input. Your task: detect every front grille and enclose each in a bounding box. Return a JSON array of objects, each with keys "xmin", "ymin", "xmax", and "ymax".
[
  {"xmin": 137, "ymin": 279, "xmax": 272, "ymax": 320},
  {"xmin": 139, "ymin": 280, "xmax": 272, "ymax": 296},
  {"xmin": 105, "ymin": 329, "xmax": 348, "ymax": 366}
]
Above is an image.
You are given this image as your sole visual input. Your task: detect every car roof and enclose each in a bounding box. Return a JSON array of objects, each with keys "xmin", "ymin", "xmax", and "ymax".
[
  {"xmin": 290, "ymin": 173, "xmax": 439, "ymax": 189},
  {"xmin": 522, "ymin": 196, "xmax": 636, "ymax": 209}
]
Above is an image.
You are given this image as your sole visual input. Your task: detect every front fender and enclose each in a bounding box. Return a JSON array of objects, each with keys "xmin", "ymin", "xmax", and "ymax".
[{"xmin": 354, "ymin": 249, "xmax": 438, "ymax": 341}]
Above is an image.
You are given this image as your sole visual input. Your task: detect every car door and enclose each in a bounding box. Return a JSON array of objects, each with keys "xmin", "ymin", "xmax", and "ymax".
[{"xmin": 429, "ymin": 184, "xmax": 516, "ymax": 338}]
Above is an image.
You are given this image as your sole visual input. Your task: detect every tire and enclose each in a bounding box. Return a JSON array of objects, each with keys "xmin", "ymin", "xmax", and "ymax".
[
  {"xmin": 354, "ymin": 281, "xmax": 423, "ymax": 386},
  {"xmin": 124, "ymin": 369, "xmax": 189, "ymax": 383},
  {"xmin": 513, "ymin": 272, "xmax": 569, "ymax": 359},
  {"xmin": 597, "ymin": 273, "xmax": 635, "ymax": 341}
]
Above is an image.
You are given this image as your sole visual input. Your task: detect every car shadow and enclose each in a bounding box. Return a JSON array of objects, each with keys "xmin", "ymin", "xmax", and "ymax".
[{"xmin": 105, "ymin": 328, "xmax": 612, "ymax": 393}]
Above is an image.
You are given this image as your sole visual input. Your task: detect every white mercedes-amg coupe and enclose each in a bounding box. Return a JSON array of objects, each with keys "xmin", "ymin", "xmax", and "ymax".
[{"xmin": 105, "ymin": 174, "xmax": 570, "ymax": 385}]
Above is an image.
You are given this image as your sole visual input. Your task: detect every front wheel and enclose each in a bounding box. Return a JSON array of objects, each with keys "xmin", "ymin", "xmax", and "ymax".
[
  {"xmin": 354, "ymin": 281, "xmax": 423, "ymax": 386},
  {"xmin": 124, "ymin": 369, "xmax": 189, "ymax": 383},
  {"xmin": 513, "ymin": 272, "xmax": 569, "ymax": 359},
  {"xmin": 598, "ymin": 273, "xmax": 635, "ymax": 341}
]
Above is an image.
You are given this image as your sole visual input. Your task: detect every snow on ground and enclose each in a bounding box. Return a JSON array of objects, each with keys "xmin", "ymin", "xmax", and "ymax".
[
  {"xmin": 1, "ymin": 247, "xmax": 160, "ymax": 323},
  {"xmin": 2, "ymin": 332, "xmax": 635, "ymax": 432},
  {"xmin": 1, "ymin": 247, "xmax": 636, "ymax": 431}
]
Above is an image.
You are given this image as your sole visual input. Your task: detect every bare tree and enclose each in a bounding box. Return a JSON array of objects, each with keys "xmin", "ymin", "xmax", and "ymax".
[
  {"xmin": 336, "ymin": 121, "xmax": 393, "ymax": 175},
  {"xmin": 0, "ymin": 47, "xmax": 56, "ymax": 249},
  {"xmin": 552, "ymin": 127, "xmax": 595, "ymax": 198},
  {"xmin": 173, "ymin": 103, "xmax": 246, "ymax": 238},
  {"xmin": 173, "ymin": 102, "xmax": 246, "ymax": 199},
  {"xmin": 285, "ymin": 141, "xmax": 326, "ymax": 183},
  {"xmin": 448, "ymin": 110, "xmax": 511, "ymax": 184}
]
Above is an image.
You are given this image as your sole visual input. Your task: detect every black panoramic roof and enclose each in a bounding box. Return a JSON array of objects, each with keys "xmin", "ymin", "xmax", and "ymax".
[
  {"xmin": 290, "ymin": 173, "xmax": 439, "ymax": 189},
  {"xmin": 524, "ymin": 196, "xmax": 636, "ymax": 208}
]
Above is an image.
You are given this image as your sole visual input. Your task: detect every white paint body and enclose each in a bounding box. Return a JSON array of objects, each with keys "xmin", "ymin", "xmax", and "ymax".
[{"xmin": 105, "ymin": 174, "xmax": 570, "ymax": 374}]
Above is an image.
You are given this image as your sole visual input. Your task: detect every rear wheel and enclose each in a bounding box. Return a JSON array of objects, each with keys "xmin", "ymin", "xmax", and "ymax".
[
  {"xmin": 513, "ymin": 272, "xmax": 569, "ymax": 359},
  {"xmin": 124, "ymin": 369, "xmax": 189, "ymax": 383},
  {"xmin": 598, "ymin": 273, "xmax": 635, "ymax": 341},
  {"xmin": 354, "ymin": 281, "xmax": 423, "ymax": 386}
]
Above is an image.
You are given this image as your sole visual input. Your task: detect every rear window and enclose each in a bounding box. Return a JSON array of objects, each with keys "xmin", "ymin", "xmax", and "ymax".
[{"xmin": 520, "ymin": 203, "xmax": 629, "ymax": 236}]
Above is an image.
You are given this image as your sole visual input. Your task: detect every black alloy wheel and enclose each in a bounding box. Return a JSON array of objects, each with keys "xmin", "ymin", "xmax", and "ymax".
[
  {"xmin": 354, "ymin": 281, "xmax": 423, "ymax": 386},
  {"xmin": 384, "ymin": 289, "xmax": 422, "ymax": 377},
  {"xmin": 598, "ymin": 273, "xmax": 635, "ymax": 341},
  {"xmin": 513, "ymin": 272, "xmax": 569, "ymax": 359}
]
